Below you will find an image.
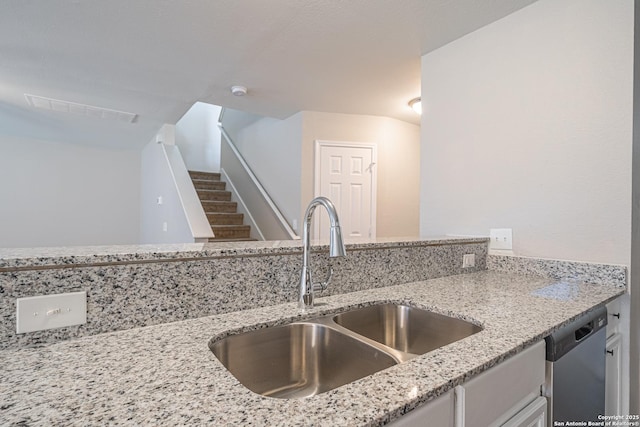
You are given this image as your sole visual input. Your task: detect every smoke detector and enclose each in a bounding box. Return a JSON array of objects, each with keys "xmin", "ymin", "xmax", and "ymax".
[{"xmin": 231, "ymin": 85, "xmax": 247, "ymax": 96}]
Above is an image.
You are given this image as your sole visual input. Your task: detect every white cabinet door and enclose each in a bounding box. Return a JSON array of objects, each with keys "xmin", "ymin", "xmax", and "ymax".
[
  {"xmin": 462, "ymin": 341, "xmax": 546, "ymax": 427},
  {"xmin": 389, "ymin": 390, "xmax": 454, "ymax": 427},
  {"xmin": 502, "ymin": 396, "xmax": 547, "ymax": 427},
  {"xmin": 606, "ymin": 298, "xmax": 622, "ymax": 337},
  {"xmin": 605, "ymin": 333, "xmax": 622, "ymax": 416},
  {"xmin": 391, "ymin": 342, "xmax": 546, "ymax": 427}
]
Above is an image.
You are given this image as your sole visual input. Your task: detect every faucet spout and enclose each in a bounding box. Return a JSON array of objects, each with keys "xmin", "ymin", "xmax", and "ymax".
[
  {"xmin": 329, "ymin": 225, "xmax": 346, "ymax": 257},
  {"xmin": 298, "ymin": 197, "xmax": 346, "ymax": 309}
]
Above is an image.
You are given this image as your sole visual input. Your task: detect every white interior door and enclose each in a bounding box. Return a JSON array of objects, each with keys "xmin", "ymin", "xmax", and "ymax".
[{"xmin": 315, "ymin": 141, "xmax": 376, "ymax": 240}]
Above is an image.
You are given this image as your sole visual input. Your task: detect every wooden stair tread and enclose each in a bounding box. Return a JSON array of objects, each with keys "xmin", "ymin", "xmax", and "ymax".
[
  {"xmin": 211, "ymin": 225, "xmax": 251, "ymax": 230},
  {"xmin": 207, "ymin": 212, "xmax": 244, "ymax": 226},
  {"xmin": 202, "ymin": 201, "xmax": 236, "ymax": 206},
  {"xmin": 209, "ymin": 239, "xmax": 258, "ymax": 242},
  {"xmin": 193, "ymin": 181, "xmax": 226, "ymax": 190},
  {"xmin": 196, "ymin": 190, "xmax": 232, "ymax": 202},
  {"xmin": 188, "ymin": 170, "xmax": 221, "ymax": 181},
  {"xmin": 201, "ymin": 201, "xmax": 237, "ymax": 213},
  {"xmin": 196, "ymin": 189, "xmax": 231, "ymax": 194},
  {"xmin": 211, "ymin": 225, "xmax": 250, "ymax": 236},
  {"xmin": 191, "ymin": 178, "xmax": 221, "ymax": 182}
]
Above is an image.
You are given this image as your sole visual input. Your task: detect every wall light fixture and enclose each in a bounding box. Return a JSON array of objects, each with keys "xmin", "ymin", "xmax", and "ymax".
[{"xmin": 408, "ymin": 97, "xmax": 421, "ymax": 115}]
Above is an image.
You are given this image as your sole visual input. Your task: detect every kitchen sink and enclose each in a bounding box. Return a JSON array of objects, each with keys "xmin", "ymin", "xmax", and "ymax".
[
  {"xmin": 210, "ymin": 322, "xmax": 397, "ymax": 399},
  {"xmin": 209, "ymin": 303, "xmax": 482, "ymax": 398},
  {"xmin": 333, "ymin": 303, "xmax": 482, "ymax": 356}
]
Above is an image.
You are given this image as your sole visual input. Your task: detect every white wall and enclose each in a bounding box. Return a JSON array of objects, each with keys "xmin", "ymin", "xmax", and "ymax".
[
  {"xmin": 139, "ymin": 137, "xmax": 197, "ymax": 244},
  {"xmin": 234, "ymin": 113, "xmax": 304, "ymax": 230},
  {"xmin": 420, "ymin": 0, "xmax": 633, "ymax": 264},
  {"xmin": 302, "ymin": 111, "xmax": 421, "ymax": 238},
  {"xmin": 175, "ymin": 102, "xmax": 221, "ymax": 173},
  {"xmin": 220, "ymin": 108, "xmax": 265, "ymax": 143},
  {"xmin": 0, "ymin": 135, "xmax": 140, "ymax": 248},
  {"xmin": 224, "ymin": 110, "xmax": 420, "ymax": 237},
  {"xmin": 140, "ymin": 124, "xmax": 213, "ymax": 243}
]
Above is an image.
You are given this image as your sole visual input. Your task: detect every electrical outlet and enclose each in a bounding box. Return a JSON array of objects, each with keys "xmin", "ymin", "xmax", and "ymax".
[
  {"xmin": 16, "ymin": 291, "xmax": 87, "ymax": 333},
  {"xmin": 462, "ymin": 254, "xmax": 475, "ymax": 268},
  {"xmin": 489, "ymin": 228, "xmax": 513, "ymax": 250},
  {"xmin": 162, "ymin": 222, "xmax": 168, "ymax": 232}
]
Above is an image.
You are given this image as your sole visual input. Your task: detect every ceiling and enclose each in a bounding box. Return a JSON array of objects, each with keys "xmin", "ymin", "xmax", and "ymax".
[{"xmin": 0, "ymin": 0, "xmax": 538, "ymax": 149}]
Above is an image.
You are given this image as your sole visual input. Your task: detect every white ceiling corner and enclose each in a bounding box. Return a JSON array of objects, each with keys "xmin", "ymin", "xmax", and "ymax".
[{"xmin": 0, "ymin": 0, "xmax": 539, "ymax": 148}]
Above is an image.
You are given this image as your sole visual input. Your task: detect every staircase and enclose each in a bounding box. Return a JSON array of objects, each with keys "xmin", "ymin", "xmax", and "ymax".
[{"xmin": 188, "ymin": 171, "xmax": 255, "ymax": 242}]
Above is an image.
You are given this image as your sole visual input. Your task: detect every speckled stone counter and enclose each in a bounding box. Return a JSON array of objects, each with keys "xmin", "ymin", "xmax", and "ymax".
[
  {"xmin": 0, "ymin": 237, "xmax": 489, "ymax": 350},
  {"xmin": 0, "ymin": 271, "xmax": 624, "ymax": 426},
  {"xmin": 488, "ymin": 253, "xmax": 627, "ymax": 286}
]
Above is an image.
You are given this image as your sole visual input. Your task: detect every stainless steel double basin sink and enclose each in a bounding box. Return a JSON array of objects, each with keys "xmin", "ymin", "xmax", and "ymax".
[{"xmin": 209, "ymin": 303, "xmax": 482, "ymax": 399}]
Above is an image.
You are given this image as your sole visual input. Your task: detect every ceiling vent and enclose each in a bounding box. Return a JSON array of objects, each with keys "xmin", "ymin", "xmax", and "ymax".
[{"xmin": 24, "ymin": 94, "xmax": 138, "ymax": 123}]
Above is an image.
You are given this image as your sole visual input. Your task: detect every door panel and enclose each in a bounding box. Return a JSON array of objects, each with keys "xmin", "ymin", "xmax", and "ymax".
[
  {"xmin": 330, "ymin": 156, "xmax": 342, "ymax": 174},
  {"xmin": 350, "ymin": 183, "xmax": 363, "ymax": 236},
  {"xmin": 316, "ymin": 143, "xmax": 375, "ymax": 240}
]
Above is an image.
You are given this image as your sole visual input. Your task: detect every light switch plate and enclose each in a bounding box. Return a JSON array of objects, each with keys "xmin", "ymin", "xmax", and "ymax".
[{"xmin": 16, "ymin": 291, "xmax": 87, "ymax": 334}]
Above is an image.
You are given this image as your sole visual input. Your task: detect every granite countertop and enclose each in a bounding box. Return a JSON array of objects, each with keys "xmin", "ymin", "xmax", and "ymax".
[{"xmin": 0, "ymin": 270, "xmax": 624, "ymax": 426}]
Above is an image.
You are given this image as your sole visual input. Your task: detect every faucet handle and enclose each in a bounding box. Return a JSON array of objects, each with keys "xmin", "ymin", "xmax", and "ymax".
[{"xmin": 312, "ymin": 266, "xmax": 334, "ymax": 293}]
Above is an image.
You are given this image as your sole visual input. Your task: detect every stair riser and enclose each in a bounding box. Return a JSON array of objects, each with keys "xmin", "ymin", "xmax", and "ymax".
[
  {"xmin": 197, "ymin": 190, "xmax": 232, "ymax": 201},
  {"xmin": 212, "ymin": 226, "xmax": 251, "ymax": 239},
  {"xmin": 207, "ymin": 213, "xmax": 244, "ymax": 225},
  {"xmin": 189, "ymin": 171, "xmax": 221, "ymax": 181},
  {"xmin": 202, "ymin": 202, "xmax": 237, "ymax": 213},
  {"xmin": 193, "ymin": 182, "xmax": 226, "ymax": 191}
]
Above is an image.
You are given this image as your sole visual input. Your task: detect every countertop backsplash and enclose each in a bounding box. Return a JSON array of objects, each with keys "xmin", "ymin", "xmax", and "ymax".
[
  {"xmin": 2, "ymin": 238, "xmax": 628, "ymax": 351},
  {"xmin": 487, "ymin": 253, "xmax": 627, "ymax": 287},
  {"xmin": 0, "ymin": 237, "xmax": 488, "ymax": 350}
]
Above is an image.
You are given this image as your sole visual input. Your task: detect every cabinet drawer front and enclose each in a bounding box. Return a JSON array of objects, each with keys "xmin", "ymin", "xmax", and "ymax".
[
  {"xmin": 389, "ymin": 390, "xmax": 454, "ymax": 427},
  {"xmin": 463, "ymin": 341, "xmax": 546, "ymax": 427}
]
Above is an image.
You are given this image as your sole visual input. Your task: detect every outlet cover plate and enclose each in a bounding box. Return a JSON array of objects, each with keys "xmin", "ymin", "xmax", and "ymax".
[
  {"xmin": 16, "ymin": 291, "xmax": 87, "ymax": 334},
  {"xmin": 489, "ymin": 228, "xmax": 513, "ymax": 250},
  {"xmin": 462, "ymin": 254, "xmax": 476, "ymax": 268}
]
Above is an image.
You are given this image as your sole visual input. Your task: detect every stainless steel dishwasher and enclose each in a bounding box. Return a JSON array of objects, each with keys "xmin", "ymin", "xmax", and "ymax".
[{"xmin": 544, "ymin": 306, "xmax": 608, "ymax": 424}]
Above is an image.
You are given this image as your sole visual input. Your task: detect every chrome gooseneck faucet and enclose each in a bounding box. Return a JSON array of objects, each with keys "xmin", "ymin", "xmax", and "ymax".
[{"xmin": 298, "ymin": 197, "xmax": 347, "ymax": 309}]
